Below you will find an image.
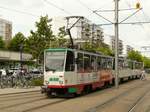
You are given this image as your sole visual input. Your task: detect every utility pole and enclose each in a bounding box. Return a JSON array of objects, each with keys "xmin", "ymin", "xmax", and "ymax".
[
  {"xmin": 66, "ymin": 1, "xmax": 144, "ymax": 89},
  {"xmin": 114, "ymin": 0, "xmax": 119, "ymax": 88}
]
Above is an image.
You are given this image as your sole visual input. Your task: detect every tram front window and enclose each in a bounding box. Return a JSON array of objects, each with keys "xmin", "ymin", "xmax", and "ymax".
[{"xmin": 45, "ymin": 51, "xmax": 65, "ymax": 72}]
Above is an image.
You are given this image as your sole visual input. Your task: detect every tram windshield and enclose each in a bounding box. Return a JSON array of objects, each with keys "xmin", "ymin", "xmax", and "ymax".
[{"xmin": 45, "ymin": 51, "xmax": 65, "ymax": 72}]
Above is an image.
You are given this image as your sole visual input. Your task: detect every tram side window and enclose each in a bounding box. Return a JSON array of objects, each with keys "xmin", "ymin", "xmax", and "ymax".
[
  {"xmin": 128, "ymin": 61, "xmax": 133, "ymax": 69},
  {"xmin": 118, "ymin": 59, "xmax": 124, "ymax": 69},
  {"xmin": 77, "ymin": 53, "xmax": 84, "ymax": 72},
  {"xmin": 135, "ymin": 63, "xmax": 138, "ymax": 69},
  {"xmin": 65, "ymin": 51, "xmax": 75, "ymax": 71},
  {"xmin": 139, "ymin": 63, "xmax": 143, "ymax": 69},
  {"xmin": 101, "ymin": 58, "xmax": 107, "ymax": 69},
  {"xmin": 107, "ymin": 58, "xmax": 113, "ymax": 69},
  {"xmin": 135, "ymin": 62, "xmax": 143, "ymax": 69},
  {"xmin": 124, "ymin": 61, "xmax": 129, "ymax": 69},
  {"xmin": 100, "ymin": 57, "xmax": 113, "ymax": 69},
  {"xmin": 97, "ymin": 57, "xmax": 102, "ymax": 70},
  {"xmin": 91, "ymin": 56, "xmax": 97, "ymax": 71},
  {"xmin": 113, "ymin": 58, "xmax": 115, "ymax": 70},
  {"xmin": 84, "ymin": 54, "xmax": 91, "ymax": 72}
]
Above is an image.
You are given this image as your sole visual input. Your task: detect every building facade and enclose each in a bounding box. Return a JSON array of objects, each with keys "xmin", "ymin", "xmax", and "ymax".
[
  {"xmin": 0, "ymin": 18, "xmax": 12, "ymax": 41},
  {"xmin": 73, "ymin": 17, "xmax": 104, "ymax": 44},
  {"xmin": 0, "ymin": 50, "xmax": 32, "ymax": 69},
  {"xmin": 51, "ymin": 16, "xmax": 104, "ymax": 47},
  {"xmin": 110, "ymin": 36, "xmax": 123, "ymax": 55},
  {"xmin": 126, "ymin": 45, "xmax": 134, "ymax": 53}
]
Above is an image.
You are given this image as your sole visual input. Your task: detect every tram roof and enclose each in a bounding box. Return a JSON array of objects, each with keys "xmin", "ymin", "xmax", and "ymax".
[
  {"xmin": 45, "ymin": 48, "xmax": 73, "ymax": 52},
  {"xmin": 45, "ymin": 48, "xmax": 114, "ymax": 58},
  {"xmin": 45, "ymin": 48, "xmax": 143, "ymax": 63}
]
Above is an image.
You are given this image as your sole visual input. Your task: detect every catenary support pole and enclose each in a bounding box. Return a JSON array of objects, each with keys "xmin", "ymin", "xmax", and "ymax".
[{"xmin": 114, "ymin": 0, "xmax": 119, "ymax": 88}]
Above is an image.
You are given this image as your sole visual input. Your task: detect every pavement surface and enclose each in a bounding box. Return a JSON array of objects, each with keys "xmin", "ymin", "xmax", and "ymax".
[
  {"xmin": 0, "ymin": 86, "xmax": 40, "ymax": 95},
  {"xmin": 0, "ymin": 76, "xmax": 150, "ymax": 112}
]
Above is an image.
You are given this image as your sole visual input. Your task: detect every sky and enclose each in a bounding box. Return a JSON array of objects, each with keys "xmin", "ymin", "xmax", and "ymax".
[{"xmin": 0, "ymin": 0, "xmax": 150, "ymax": 56}]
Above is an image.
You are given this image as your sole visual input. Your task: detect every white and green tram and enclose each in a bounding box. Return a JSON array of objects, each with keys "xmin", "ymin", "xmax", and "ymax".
[{"xmin": 41, "ymin": 48, "xmax": 143, "ymax": 97}]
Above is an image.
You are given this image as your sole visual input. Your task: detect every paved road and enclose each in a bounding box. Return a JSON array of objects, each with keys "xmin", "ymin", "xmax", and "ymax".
[
  {"xmin": 0, "ymin": 91, "xmax": 67, "ymax": 112},
  {"xmin": 0, "ymin": 78, "xmax": 150, "ymax": 112},
  {"xmin": 0, "ymin": 87, "xmax": 40, "ymax": 95}
]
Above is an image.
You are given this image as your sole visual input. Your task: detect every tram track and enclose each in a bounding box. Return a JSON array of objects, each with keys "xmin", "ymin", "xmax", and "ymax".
[
  {"xmin": 0, "ymin": 96, "xmax": 68, "ymax": 112},
  {"xmin": 0, "ymin": 90, "xmax": 69, "ymax": 112},
  {"xmin": 22, "ymin": 99, "xmax": 68, "ymax": 112},
  {"xmin": 86, "ymin": 80, "xmax": 150, "ymax": 112},
  {"xmin": 127, "ymin": 88, "xmax": 150, "ymax": 112},
  {"xmin": 0, "ymin": 97, "xmax": 46, "ymax": 110}
]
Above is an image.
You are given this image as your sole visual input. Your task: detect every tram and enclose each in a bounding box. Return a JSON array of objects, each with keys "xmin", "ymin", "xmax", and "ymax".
[{"xmin": 41, "ymin": 48, "xmax": 143, "ymax": 97}]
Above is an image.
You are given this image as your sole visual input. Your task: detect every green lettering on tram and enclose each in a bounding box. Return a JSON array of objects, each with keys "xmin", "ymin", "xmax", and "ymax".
[{"xmin": 49, "ymin": 78, "xmax": 59, "ymax": 81}]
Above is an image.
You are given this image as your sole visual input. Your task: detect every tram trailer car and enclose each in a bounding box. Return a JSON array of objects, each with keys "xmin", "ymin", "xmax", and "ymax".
[
  {"xmin": 113, "ymin": 58, "xmax": 143, "ymax": 82},
  {"xmin": 41, "ymin": 48, "xmax": 143, "ymax": 97}
]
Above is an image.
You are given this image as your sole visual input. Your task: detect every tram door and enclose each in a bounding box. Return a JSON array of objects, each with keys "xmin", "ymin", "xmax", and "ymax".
[
  {"xmin": 64, "ymin": 51, "xmax": 76, "ymax": 85},
  {"xmin": 76, "ymin": 52, "xmax": 84, "ymax": 84}
]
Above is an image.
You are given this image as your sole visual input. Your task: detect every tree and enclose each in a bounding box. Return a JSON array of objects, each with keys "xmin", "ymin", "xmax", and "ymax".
[
  {"xmin": 82, "ymin": 42, "xmax": 94, "ymax": 51},
  {"xmin": 7, "ymin": 32, "xmax": 26, "ymax": 51},
  {"xmin": 82, "ymin": 41, "xmax": 113, "ymax": 56},
  {"xmin": 127, "ymin": 50, "xmax": 143, "ymax": 62},
  {"xmin": 96, "ymin": 47, "xmax": 113, "ymax": 56},
  {"xmin": 25, "ymin": 15, "xmax": 55, "ymax": 63},
  {"xmin": 142, "ymin": 56, "xmax": 150, "ymax": 68},
  {"xmin": 56, "ymin": 26, "xmax": 67, "ymax": 47},
  {"xmin": 0, "ymin": 36, "xmax": 5, "ymax": 49},
  {"xmin": 49, "ymin": 26, "xmax": 68, "ymax": 48}
]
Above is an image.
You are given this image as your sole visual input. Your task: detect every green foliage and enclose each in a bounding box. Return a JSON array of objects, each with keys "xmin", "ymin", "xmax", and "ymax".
[
  {"xmin": 0, "ymin": 36, "xmax": 5, "ymax": 49},
  {"xmin": 31, "ymin": 77, "xmax": 43, "ymax": 86},
  {"xmin": 96, "ymin": 42, "xmax": 114, "ymax": 56},
  {"xmin": 7, "ymin": 32, "xmax": 26, "ymax": 51},
  {"xmin": 82, "ymin": 41, "xmax": 113, "ymax": 56},
  {"xmin": 142, "ymin": 56, "xmax": 150, "ymax": 68},
  {"xmin": 82, "ymin": 42, "xmax": 94, "ymax": 51},
  {"xmin": 127, "ymin": 50, "xmax": 143, "ymax": 62},
  {"xmin": 56, "ymin": 26, "xmax": 67, "ymax": 47},
  {"xmin": 25, "ymin": 15, "xmax": 55, "ymax": 62},
  {"xmin": 96, "ymin": 47, "xmax": 113, "ymax": 56},
  {"xmin": 50, "ymin": 26, "xmax": 68, "ymax": 48}
]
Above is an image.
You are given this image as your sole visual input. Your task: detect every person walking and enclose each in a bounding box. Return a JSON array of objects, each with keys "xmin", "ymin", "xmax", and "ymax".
[{"xmin": 140, "ymin": 69, "xmax": 146, "ymax": 80}]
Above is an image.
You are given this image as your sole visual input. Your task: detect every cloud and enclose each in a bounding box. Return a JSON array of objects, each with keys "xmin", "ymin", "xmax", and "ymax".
[
  {"xmin": 0, "ymin": 0, "xmax": 23, "ymax": 6},
  {"xmin": 21, "ymin": 0, "xmax": 44, "ymax": 8}
]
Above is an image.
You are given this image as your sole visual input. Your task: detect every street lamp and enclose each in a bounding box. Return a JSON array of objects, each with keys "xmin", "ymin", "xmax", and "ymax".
[
  {"xmin": 20, "ymin": 44, "xmax": 23, "ymax": 74},
  {"xmin": 37, "ymin": 50, "xmax": 44, "ymax": 66}
]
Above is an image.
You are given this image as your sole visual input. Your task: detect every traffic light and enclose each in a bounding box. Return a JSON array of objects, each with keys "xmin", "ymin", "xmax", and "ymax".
[{"xmin": 136, "ymin": 2, "xmax": 141, "ymax": 9}]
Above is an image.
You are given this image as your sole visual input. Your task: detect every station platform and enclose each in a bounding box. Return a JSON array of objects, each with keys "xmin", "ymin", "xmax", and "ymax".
[{"xmin": 0, "ymin": 86, "xmax": 40, "ymax": 95}]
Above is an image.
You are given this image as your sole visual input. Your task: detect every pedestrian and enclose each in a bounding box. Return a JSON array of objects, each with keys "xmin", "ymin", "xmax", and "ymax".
[{"xmin": 140, "ymin": 69, "xmax": 146, "ymax": 80}]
